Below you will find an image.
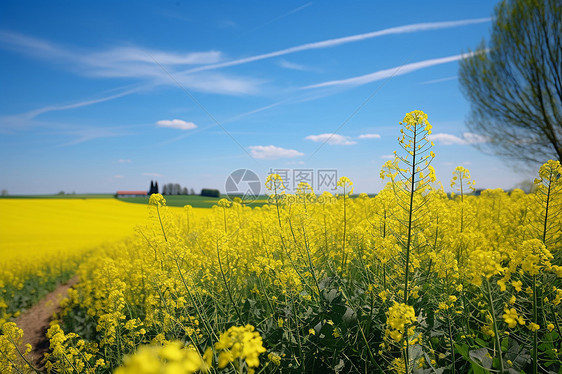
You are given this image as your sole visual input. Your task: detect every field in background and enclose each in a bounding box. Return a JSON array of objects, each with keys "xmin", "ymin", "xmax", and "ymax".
[
  {"xmin": 0, "ymin": 194, "xmax": 115, "ymax": 199},
  {"xmin": 118, "ymin": 194, "xmax": 269, "ymax": 208},
  {"xmin": 1, "ymin": 199, "xmax": 149, "ymax": 261},
  {"xmin": 0, "ymin": 198, "xmax": 210, "ymax": 324}
]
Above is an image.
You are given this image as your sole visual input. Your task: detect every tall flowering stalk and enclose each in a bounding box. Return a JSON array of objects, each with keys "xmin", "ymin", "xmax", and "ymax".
[
  {"xmin": 533, "ymin": 160, "xmax": 561, "ymax": 247},
  {"xmin": 382, "ymin": 110, "xmax": 436, "ymax": 304}
]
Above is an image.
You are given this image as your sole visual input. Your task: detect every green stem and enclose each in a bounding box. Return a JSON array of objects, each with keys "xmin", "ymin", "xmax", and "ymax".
[
  {"xmin": 447, "ymin": 311, "xmax": 456, "ymax": 373},
  {"xmin": 404, "ymin": 328, "xmax": 410, "ymax": 374},
  {"xmin": 485, "ymin": 279, "xmax": 505, "ymax": 373},
  {"xmin": 174, "ymin": 259, "xmax": 218, "ymax": 341},
  {"xmin": 216, "ymin": 240, "xmax": 243, "ymax": 323},
  {"xmin": 302, "ymin": 223, "xmax": 321, "ymax": 297},
  {"xmin": 156, "ymin": 205, "xmax": 167, "ymax": 242},
  {"xmin": 341, "ymin": 188, "xmax": 347, "ymax": 275},
  {"xmin": 404, "ymin": 126, "xmax": 417, "ymax": 304},
  {"xmin": 4, "ymin": 337, "xmax": 41, "ymax": 374},
  {"xmin": 542, "ymin": 172, "xmax": 552, "ymax": 244},
  {"xmin": 532, "ymin": 275, "xmax": 538, "ymax": 374}
]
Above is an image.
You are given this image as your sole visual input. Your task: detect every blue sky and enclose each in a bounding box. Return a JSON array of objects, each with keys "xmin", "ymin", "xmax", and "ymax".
[{"xmin": 0, "ymin": 1, "xmax": 536, "ymax": 195}]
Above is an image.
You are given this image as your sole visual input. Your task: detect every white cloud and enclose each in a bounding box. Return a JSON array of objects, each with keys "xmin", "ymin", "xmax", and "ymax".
[
  {"xmin": 305, "ymin": 133, "xmax": 357, "ymax": 145},
  {"xmin": 184, "ymin": 18, "xmax": 490, "ymax": 74},
  {"xmin": 304, "ymin": 52, "xmax": 478, "ymax": 89},
  {"xmin": 278, "ymin": 59, "xmax": 310, "ymax": 71},
  {"xmin": 463, "ymin": 132, "xmax": 488, "ymax": 144},
  {"xmin": 93, "ymin": 47, "xmax": 222, "ymax": 65},
  {"xmin": 358, "ymin": 133, "xmax": 381, "ymax": 139},
  {"xmin": 143, "ymin": 172, "xmax": 163, "ymax": 177},
  {"xmin": 421, "ymin": 76, "xmax": 457, "ymax": 85},
  {"xmin": 0, "ymin": 31, "xmax": 262, "ymax": 96},
  {"xmin": 118, "ymin": 159, "xmax": 131, "ymax": 163},
  {"xmin": 443, "ymin": 161, "xmax": 472, "ymax": 166},
  {"xmin": 430, "ymin": 133, "xmax": 466, "ymax": 145},
  {"xmin": 156, "ymin": 119, "xmax": 197, "ymax": 130},
  {"xmin": 430, "ymin": 132, "xmax": 488, "ymax": 145},
  {"xmin": 380, "ymin": 154, "xmax": 395, "ymax": 159},
  {"xmin": 114, "ymin": 175, "xmax": 124, "ymax": 179},
  {"xmin": 9, "ymin": 87, "xmax": 140, "ymax": 122},
  {"xmin": 0, "ymin": 31, "xmax": 221, "ymax": 67},
  {"xmin": 248, "ymin": 145, "xmax": 304, "ymax": 159}
]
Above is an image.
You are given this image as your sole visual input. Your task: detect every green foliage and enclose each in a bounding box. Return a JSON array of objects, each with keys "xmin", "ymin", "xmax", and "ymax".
[
  {"xmin": 200, "ymin": 188, "xmax": 221, "ymax": 198},
  {"xmin": 459, "ymin": 0, "xmax": 562, "ymax": 165}
]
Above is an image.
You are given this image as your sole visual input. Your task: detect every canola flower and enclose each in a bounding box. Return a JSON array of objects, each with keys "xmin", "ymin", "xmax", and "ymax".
[
  {"xmin": 2, "ymin": 112, "xmax": 561, "ymax": 374},
  {"xmin": 215, "ymin": 325, "xmax": 266, "ymax": 373},
  {"xmin": 114, "ymin": 341, "xmax": 210, "ymax": 374}
]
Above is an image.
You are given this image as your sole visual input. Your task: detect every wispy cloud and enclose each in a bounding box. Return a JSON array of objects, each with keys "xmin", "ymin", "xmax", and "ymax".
[
  {"xmin": 183, "ymin": 18, "xmax": 490, "ymax": 74},
  {"xmin": 306, "ymin": 133, "xmax": 356, "ymax": 145},
  {"xmin": 278, "ymin": 59, "xmax": 310, "ymax": 71},
  {"xmin": 358, "ymin": 133, "xmax": 381, "ymax": 139},
  {"xmin": 0, "ymin": 31, "xmax": 262, "ymax": 96},
  {"xmin": 421, "ymin": 75, "xmax": 457, "ymax": 85},
  {"xmin": 57, "ymin": 126, "xmax": 135, "ymax": 146},
  {"xmin": 248, "ymin": 145, "xmax": 304, "ymax": 159},
  {"xmin": 15, "ymin": 87, "xmax": 141, "ymax": 121},
  {"xmin": 0, "ymin": 31, "xmax": 221, "ymax": 66},
  {"xmin": 304, "ymin": 53, "xmax": 476, "ymax": 89},
  {"xmin": 143, "ymin": 172, "xmax": 164, "ymax": 177},
  {"xmin": 117, "ymin": 159, "xmax": 132, "ymax": 163},
  {"xmin": 442, "ymin": 161, "xmax": 473, "ymax": 166},
  {"xmin": 430, "ymin": 132, "xmax": 487, "ymax": 145},
  {"xmin": 156, "ymin": 119, "xmax": 197, "ymax": 130},
  {"xmin": 240, "ymin": 2, "xmax": 312, "ymax": 37},
  {"xmin": 380, "ymin": 154, "xmax": 395, "ymax": 159},
  {"xmin": 113, "ymin": 175, "xmax": 124, "ymax": 179}
]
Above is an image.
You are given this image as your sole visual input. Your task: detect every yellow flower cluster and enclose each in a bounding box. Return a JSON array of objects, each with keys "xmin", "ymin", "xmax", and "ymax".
[
  {"xmin": 386, "ymin": 302, "xmax": 416, "ymax": 343},
  {"xmin": 115, "ymin": 341, "xmax": 210, "ymax": 374},
  {"xmin": 215, "ymin": 325, "xmax": 267, "ymax": 372},
  {"xmin": 0, "ymin": 322, "xmax": 31, "ymax": 373}
]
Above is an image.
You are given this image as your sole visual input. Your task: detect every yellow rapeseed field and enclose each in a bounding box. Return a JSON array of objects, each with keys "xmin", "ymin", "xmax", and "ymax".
[
  {"xmin": 1, "ymin": 111, "xmax": 561, "ymax": 374},
  {"xmin": 0, "ymin": 199, "xmax": 150, "ymax": 261},
  {"xmin": 0, "ymin": 198, "xmax": 208, "ymax": 324}
]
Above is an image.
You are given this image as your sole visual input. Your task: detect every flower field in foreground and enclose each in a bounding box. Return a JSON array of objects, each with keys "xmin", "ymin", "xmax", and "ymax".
[{"xmin": 1, "ymin": 111, "xmax": 561, "ymax": 374}]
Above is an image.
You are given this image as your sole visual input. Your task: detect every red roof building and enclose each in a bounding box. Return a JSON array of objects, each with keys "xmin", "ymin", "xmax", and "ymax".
[{"xmin": 116, "ymin": 191, "xmax": 148, "ymax": 197}]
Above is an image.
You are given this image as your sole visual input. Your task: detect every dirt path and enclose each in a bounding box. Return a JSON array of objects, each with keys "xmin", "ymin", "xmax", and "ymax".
[{"xmin": 15, "ymin": 276, "xmax": 79, "ymax": 369}]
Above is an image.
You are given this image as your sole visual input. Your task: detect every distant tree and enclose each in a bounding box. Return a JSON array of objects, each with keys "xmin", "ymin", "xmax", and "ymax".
[
  {"xmin": 162, "ymin": 184, "xmax": 168, "ymax": 195},
  {"xmin": 154, "ymin": 181, "xmax": 159, "ymax": 194},
  {"xmin": 459, "ymin": 0, "xmax": 562, "ymax": 166},
  {"xmin": 513, "ymin": 179, "xmax": 538, "ymax": 194},
  {"xmin": 201, "ymin": 188, "xmax": 220, "ymax": 198},
  {"xmin": 58, "ymin": 191, "xmax": 65, "ymax": 195},
  {"xmin": 182, "ymin": 187, "xmax": 188, "ymax": 195},
  {"xmin": 1, "ymin": 189, "xmax": 8, "ymax": 196},
  {"xmin": 190, "ymin": 188, "xmax": 195, "ymax": 195},
  {"xmin": 174, "ymin": 183, "xmax": 181, "ymax": 195},
  {"xmin": 167, "ymin": 183, "xmax": 175, "ymax": 195},
  {"xmin": 149, "ymin": 180, "xmax": 154, "ymax": 194}
]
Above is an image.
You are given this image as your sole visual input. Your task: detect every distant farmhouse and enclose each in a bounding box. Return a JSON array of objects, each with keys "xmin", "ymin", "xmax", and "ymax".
[{"xmin": 116, "ymin": 190, "xmax": 148, "ymax": 198}]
